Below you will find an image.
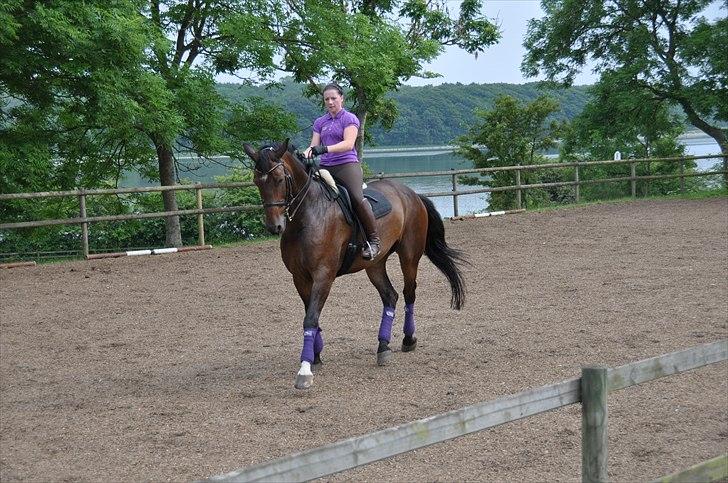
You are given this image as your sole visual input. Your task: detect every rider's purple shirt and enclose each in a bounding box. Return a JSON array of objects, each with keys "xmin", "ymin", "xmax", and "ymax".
[{"xmin": 313, "ymin": 109, "xmax": 360, "ymax": 166}]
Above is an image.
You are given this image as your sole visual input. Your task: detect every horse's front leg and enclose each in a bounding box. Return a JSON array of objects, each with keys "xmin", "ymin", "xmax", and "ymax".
[{"xmin": 293, "ymin": 273, "xmax": 334, "ymax": 389}]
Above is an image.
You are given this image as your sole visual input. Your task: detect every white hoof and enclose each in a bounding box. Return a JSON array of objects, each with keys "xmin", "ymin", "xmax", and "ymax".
[
  {"xmin": 295, "ymin": 361, "xmax": 314, "ymax": 389},
  {"xmin": 295, "ymin": 373, "xmax": 314, "ymax": 389}
]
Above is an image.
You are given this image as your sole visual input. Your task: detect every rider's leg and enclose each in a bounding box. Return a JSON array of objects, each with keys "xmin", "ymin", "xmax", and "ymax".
[{"xmin": 327, "ymin": 163, "xmax": 380, "ymax": 259}]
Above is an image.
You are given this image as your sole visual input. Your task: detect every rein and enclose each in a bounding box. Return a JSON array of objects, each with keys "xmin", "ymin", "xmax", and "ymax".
[{"xmin": 255, "ymin": 149, "xmax": 314, "ymax": 222}]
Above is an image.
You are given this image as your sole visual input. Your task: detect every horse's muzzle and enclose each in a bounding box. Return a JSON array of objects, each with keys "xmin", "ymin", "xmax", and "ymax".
[
  {"xmin": 266, "ymin": 220, "xmax": 285, "ymax": 235},
  {"xmin": 267, "ymin": 224, "xmax": 282, "ymax": 235}
]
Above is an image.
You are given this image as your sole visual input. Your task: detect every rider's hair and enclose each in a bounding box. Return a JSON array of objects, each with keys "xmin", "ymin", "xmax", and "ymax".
[{"xmin": 323, "ymin": 83, "xmax": 344, "ymax": 96}]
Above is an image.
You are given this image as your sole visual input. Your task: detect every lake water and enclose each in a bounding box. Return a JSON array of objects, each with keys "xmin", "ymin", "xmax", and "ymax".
[{"xmin": 122, "ymin": 134, "xmax": 722, "ymax": 218}]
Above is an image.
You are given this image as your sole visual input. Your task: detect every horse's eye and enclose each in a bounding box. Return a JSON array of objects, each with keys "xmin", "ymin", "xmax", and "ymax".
[{"xmin": 275, "ymin": 177, "xmax": 283, "ymax": 185}]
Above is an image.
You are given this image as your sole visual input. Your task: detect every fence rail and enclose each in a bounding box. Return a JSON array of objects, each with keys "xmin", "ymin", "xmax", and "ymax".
[
  {"xmin": 203, "ymin": 340, "xmax": 727, "ymax": 483},
  {"xmin": 1, "ymin": 154, "xmax": 725, "ymax": 258}
]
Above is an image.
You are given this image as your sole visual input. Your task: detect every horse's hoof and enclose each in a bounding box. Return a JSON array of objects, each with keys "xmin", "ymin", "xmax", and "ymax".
[
  {"xmin": 377, "ymin": 349, "xmax": 393, "ymax": 366},
  {"xmin": 402, "ymin": 337, "xmax": 418, "ymax": 352},
  {"xmin": 294, "ymin": 374, "xmax": 314, "ymax": 389}
]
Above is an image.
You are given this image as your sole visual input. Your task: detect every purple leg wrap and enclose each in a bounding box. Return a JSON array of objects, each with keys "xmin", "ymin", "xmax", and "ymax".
[
  {"xmin": 378, "ymin": 306, "xmax": 396, "ymax": 342},
  {"xmin": 314, "ymin": 328, "xmax": 324, "ymax": 355},
  {"xmin": 404, "ymin": 303, "xmax": 415, "ymax": 337},
  {"xmin": 301, "ymin": 328, "xmax": 316, "ymax": 363}
]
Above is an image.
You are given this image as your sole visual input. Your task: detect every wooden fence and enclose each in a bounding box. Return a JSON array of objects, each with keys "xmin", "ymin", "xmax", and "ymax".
[
  {"xmin": 0, "ymin": 154, "xmax": 725, "ymax": 258},
  {"xmin": 368, "ymin": 153, "xmax": 726, "ymax": 217},
  {"xmin": 202, "ymin": 340, "xmax": 727, "ymax": 483}
]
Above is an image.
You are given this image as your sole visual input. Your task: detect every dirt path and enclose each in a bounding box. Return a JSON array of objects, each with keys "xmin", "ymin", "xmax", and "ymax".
[{"xmin": 1, "ymin": 197, "xmax": 727, "ymax": 482}]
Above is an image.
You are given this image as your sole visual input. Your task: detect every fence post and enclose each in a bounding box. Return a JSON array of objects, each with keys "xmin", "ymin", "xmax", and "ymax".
[
  {"xmin": 582, "ymin": 365, "xmax": 608, "ymax": 483},
  {"xmin": 679, "ymin": 158, "xmax": 686, "ymax": 193},
  {"xmin": 451, "ymin": 170, "xmax": 459, "ymax": 218},
  {"xmin": 630, "ymin": 161, "xmax": 637, "ymax": 198},
  {"xmin": 78, "ymin": 192, "xmax": 89, "ymax": 259},
  {"xmin": 575, "ymin": 161, "xmax": 581, "ymax": 203},
  {"xmin": 196, "ymin": 185, "xmax": 205, "ymax": 246},
  {"xmin": 516, "ymin": 168, "xmax": 522, "ymax": 210}
]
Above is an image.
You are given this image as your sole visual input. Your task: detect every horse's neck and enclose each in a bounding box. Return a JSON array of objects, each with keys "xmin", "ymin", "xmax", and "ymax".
[
  {"xmin": 281, "ymin": 156, "xmax": 338, "ymax": 229},
  {"xmin": 282, "ymin": 152, "xmax": 309, "ymax": 190}
]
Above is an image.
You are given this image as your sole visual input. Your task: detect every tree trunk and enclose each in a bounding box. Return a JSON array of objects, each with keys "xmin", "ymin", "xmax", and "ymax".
[
  {"xmin": 676, "ymin": 99, "xmax": 728, "ymax": 185},
  {"xmin": 155, "ymin": 142, "xmax": 183, "ymax": 247},
  {"xmin": 354, "ymin": 110, "xmax": 367, "ymax": 162}
]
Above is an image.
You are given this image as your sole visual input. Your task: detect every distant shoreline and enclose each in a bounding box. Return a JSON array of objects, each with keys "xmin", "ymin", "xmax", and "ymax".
[{"xmin": 365, "ymin": 132, "xmax": 721, "ymax": 155}]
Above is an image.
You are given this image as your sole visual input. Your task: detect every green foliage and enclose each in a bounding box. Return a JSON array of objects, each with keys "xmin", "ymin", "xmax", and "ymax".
[
  {"xmin": 522, "ymin": 0, "xmax": 727, "ymax": 159},
  {"xmin": 1, "ymin": 0, "xmax": 302, "ymax": 246},
  {"xmin": 267, "ymin": 0, "xmax": 499, "ymax": 155},
  {"xmin": 0, "ymin": 173, "xmax": 267, "ymax": 260},
  {"xmin": 454, "ymin": 95, "xmax": 565, "ymax": 210},
  {"xmin": 215, "ymin": 79, "xmax": 594, "ymax": 148},
  {"xmin": 560, "ymin": 73, "xmax": 694, "ymax": 199},
  {"xmin": 205, "ymin": 168, "xmax": 266, "ymax": 242},
  {"xmin": 0, "ymin": 0, "xmax": 154, "ymax": 193}
]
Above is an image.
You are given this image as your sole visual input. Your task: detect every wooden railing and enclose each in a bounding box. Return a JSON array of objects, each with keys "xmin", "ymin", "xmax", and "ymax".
[
  {"xmin": 202, "ymin": 340, "xmax": 728, "ymax": 483},
  {"xmin": 369, "ymin": 153, "xmax": 726, "ymax": 217},
  {"xmin": 1, "ymin": 154, "xmax": 725, "ymax": 258},
  {"xmin": 0, "ymin": 182, "xmax": 259, "ymax": 258}
]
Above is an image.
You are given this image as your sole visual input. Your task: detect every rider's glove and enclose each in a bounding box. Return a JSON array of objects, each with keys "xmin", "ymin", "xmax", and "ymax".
[{"xmin": 311, "ymin": 145, "xmax": 328, "ymax": 156}]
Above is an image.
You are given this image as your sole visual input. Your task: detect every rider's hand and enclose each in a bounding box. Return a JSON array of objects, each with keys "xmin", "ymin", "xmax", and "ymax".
[{"xmin": 311, "ymin": 145, "xmax": 328, "ymax": 156}]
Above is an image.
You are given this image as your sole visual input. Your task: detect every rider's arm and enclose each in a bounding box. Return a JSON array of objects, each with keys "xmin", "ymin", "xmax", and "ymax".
[
  {"xmin": 324, "ymin": 125, "xmax": 357, "ymax": 153},
  {"xmin": 304, "ymin": 132, "xmax": 321, "ymax": 159}
]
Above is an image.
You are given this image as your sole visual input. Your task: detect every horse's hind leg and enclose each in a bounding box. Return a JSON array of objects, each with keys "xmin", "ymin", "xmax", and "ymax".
[{"xmin": 365, "ymin": 262, "xmax": 399, "ymax": 366}]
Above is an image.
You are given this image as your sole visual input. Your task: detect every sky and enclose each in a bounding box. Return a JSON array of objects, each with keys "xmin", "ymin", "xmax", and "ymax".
[
  {"xmin": 409, "ymin": 0, "xmax": 726, "ymax": 87},
  {"xmin": 216, "ymin": 0, "xmax": 725, "ymax": 87},
  {"xmin": 215, "ymin": 0, "xmax": 593, "ymax": 86},
  {"xmin": 406, "ymin": 0, "xmax": 599, "ymax": 86}
]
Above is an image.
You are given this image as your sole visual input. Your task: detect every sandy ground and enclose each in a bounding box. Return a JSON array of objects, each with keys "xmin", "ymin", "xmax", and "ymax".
[{"xmin": 1, "ymin": 197, "xmax": 727, "ymax": 482}]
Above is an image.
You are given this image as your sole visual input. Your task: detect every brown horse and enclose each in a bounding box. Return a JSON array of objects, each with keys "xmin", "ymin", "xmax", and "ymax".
[{"xmin": 243, "ymin": 139, "xmax": 465, "ymax": 389}]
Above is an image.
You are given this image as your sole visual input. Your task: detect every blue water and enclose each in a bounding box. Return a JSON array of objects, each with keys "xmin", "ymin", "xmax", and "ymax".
[{"xmin": 364, "ymin": 152, "xmax": 488, "ymax": 217}]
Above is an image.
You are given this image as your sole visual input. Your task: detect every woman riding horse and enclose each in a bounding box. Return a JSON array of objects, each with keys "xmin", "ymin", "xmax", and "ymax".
[
  {"xmin": 303, "ymin": 82, "xmax": 380, "ymax": 260},
  {"xmin": 244, "ymin": 139, "xmax": 465, "ymax": 389}
]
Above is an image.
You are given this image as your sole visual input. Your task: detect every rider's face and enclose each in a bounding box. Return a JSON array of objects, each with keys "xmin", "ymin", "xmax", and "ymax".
[{"xmin": 323, "ymin": 89, "xmax": 344, "ymax": 115}]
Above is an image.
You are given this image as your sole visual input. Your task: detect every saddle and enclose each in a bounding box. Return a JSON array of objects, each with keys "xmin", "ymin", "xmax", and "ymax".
[{"xmin": 314, "ymin": 169, "xmax": 392, "ymax": 276}]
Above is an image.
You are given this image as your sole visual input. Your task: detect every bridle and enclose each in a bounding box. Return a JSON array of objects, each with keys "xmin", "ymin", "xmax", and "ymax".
[{"xmin": 255, "ymin": 147, "xmax": 313, "ymax": 222}]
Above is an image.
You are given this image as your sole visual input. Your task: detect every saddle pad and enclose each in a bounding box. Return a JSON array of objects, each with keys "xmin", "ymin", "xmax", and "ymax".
[{"xmin": 363, "ymin": 188, "xmax": 392, "ymax": 219}]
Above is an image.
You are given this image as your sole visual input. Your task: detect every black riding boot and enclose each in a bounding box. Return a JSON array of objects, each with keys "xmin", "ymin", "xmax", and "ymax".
[{"xmin": 355, "ymin": 201, "xmax": 381, "ymax": 260}]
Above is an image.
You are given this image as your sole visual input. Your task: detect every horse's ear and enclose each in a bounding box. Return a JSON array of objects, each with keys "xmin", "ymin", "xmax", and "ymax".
[
  {"xmin": 275, "ymin": 138, "xmax": 289, "ymax": 158},
  {"xmin": 243, "ymin": 143, "xmax": 258, "ymax": 162}
]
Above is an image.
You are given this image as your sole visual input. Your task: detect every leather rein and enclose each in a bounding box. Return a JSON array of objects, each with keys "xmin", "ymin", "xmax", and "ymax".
[{"xmin": 255, "ymin": 148, "xmax": 313, "ymax": 222}]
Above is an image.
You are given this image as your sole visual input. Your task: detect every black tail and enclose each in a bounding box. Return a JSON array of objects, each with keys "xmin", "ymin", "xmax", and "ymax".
[{"xmin": 419, "ymin": 195, "xmax": 467, "ymax": 310}]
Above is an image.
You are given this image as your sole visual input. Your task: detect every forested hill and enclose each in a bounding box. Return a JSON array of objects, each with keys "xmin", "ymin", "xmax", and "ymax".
[{"xmin": 216, "ymin": 79, "xmax": 593, "ymax": 147}]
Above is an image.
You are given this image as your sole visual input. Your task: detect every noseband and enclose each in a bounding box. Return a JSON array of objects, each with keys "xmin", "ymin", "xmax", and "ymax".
[{"xmin": 255, "ymin": 148, "xmax": 313, "ymax": 221}]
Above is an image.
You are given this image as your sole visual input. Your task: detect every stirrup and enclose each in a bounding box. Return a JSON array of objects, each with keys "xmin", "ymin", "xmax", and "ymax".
[{"xmin": 362, "ymin": 240, "xmax": 380, "ymax": 260}]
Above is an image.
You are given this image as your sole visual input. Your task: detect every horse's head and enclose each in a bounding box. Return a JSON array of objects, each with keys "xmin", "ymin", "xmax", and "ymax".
[{"xmin": 243, "ymin": 139, "xmax": 294, "ymax": 235}]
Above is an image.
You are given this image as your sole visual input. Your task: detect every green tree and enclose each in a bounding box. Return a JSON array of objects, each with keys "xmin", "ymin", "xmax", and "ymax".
[
  {"xmin": 562, "ymin": 71, "xmax": 687, "ymax": 160},
  {"xmin": 455, "ymin": 95, "xmax": 564, "ymax": 210},
  {"xmin": 522, "ymin": 0, "xmax": 727, "ymax": 182},
  {"xmin": 0, "ymin": 0, "xmax": 149, "ymax": 194},
  {"xmin": 1, "ymin": 1, "xmax": 296, "ymax": 247},
  {"xmin": 561, "ymin": 73, "xmax": 692, "ymax": 198},
  {"xmin": 267, "ymin": 0, "xmax": 500, "ymax": 157}
]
